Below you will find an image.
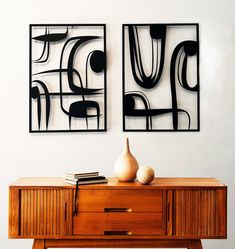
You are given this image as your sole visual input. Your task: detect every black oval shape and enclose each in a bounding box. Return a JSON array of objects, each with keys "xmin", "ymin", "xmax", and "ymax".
[
  {"xmin": 33, "ymin": 33, "xmax": 67, "ymax": 42},
  {"xmin": 150, "ymin": 24, "xmax": 166, "ymax": 39},
  {"xmin": 184, "ymin": 41, "xmax": 198, "ymax": 56},
  {"xmin": 31, "ymin": 86, "xmax": 40, "ymax": 99},
  {"xmin": 124, "ymin": 94, "xmax": 135, "ymax": 114},
  {"xmin": 90, "ymin": 50, "xmax": 106, "ymax": 73}
]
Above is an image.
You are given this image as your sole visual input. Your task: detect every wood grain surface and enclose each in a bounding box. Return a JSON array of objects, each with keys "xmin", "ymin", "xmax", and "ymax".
[
  {"xmin": 8, "ymin": 177, "xmax": 227, "ymax": 249},
  {"xmin": 76, "ymin": 189, "xmax": 163, "ymax": 212},
  {"xmin": 10, "ymin": 177, "xmax": 226, "ymax": 188},
  {"xmin": 73, "ymin": 213, "xmax": 163, "ymax": 235}
]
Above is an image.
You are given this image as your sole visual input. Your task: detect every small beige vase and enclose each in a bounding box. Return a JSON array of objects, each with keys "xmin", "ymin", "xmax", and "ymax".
[{"xmin": 114, "ymin": 138, "xmax": 139, "ymax": 182}]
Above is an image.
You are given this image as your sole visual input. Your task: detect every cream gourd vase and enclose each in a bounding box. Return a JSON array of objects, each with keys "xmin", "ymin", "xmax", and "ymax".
[{"xmin": 114, "ymin": 138, "xmax": 139, "ymax": 182}]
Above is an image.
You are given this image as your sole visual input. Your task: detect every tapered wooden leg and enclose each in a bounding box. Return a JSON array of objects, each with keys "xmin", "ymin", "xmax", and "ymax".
[
  {"xmin": 189, "ymin": 240, "xmax": 203, "ymax": 249},
  {"xmin": 32, "ymin": 239, "xmax": 46, "ymax": 249}
]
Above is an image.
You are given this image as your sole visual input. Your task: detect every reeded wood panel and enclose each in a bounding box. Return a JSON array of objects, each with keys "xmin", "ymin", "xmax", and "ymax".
[
  {"xmin": 73, "ymin": 213, "xmax": 163, "ymax": 235},
  {"xmin": 9, "ymin": 188, "xmax": 20, "ymax": 237},
  {"xmin": 173, "ymin": 189, "xmax": 227, "ymax": 237},
  {"xmin": 20, "ymin": 189, "xmax": 72, "ymax": 237},
  {"xmin": 76, "ymin": 190, "xmax": 163, "ymax": 212}
]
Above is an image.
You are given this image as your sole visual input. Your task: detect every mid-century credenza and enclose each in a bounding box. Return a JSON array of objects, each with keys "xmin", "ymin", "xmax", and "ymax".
[{"xmin": 8, "ymin": 177, "xmax": 227, "ymax": 249}]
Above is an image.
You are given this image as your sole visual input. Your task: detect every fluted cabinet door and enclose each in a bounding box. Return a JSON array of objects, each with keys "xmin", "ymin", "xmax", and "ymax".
[
  {"xmin": 9, "ymin": 188, "xmax": 73, "ymax": 238},
  {"xmin": 173, "ymin": 189, "xmax": 227, "ymax": 238}
]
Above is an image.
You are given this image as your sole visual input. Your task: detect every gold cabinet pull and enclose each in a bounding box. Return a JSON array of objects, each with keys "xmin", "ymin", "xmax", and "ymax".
[
  {"xmin": 104, "ymin": 231, "xmax": 132, "ymax": 236},
  {"xmin": 104, "ymin": 208, "xmax": 132, "ymax": 212}
]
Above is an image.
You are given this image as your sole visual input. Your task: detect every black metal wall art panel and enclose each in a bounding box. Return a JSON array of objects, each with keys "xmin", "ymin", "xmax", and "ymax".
[
  {"xmin": 123, "ymin": 23, "xmax": 200, "ymax": 131},
  {"xmin": 30, "ymin": 24, "xmax": 106, "ymax": 132}
]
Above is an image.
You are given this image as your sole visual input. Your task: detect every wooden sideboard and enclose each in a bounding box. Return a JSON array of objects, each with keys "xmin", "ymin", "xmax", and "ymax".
[{"xmin": 8, "ymin": 177, "xmax": 227, "ymax": 249}]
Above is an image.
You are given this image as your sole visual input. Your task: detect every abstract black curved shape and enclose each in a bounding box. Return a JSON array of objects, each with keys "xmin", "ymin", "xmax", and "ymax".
[
  {"xmin": 85, "ymin": 50, "xmax": 106, "ymax": 88},
  {"xmin": 33, "ymin": 27, "xmax": 68, "ymax": 64},
  {"xmin": 69, "ymin": 100, "xmax": 100, "ymax": 129},
  {"xmin": 181, "ymin": 41, "xmax": 199, "ymax": 91},
  {"xmin": 59, "ymin": 35, "xmax": 102, "ymax": 129},
  {"xmin": 33, "ymin": 27, "xmax": 49, "ymax": 63},
  {"xmin": 32, "ymin": 27, "xmax": 68, "ymax": 42},
  {"xmin": 128, "ymin": 25, "xmax": 166, "ymax": 89},
  {"xmin": 170, "ymin": 40, "xmax": 198, "ymax": 130},
  {"xmin": 90, "ymin": 50, "xmax": 106, "ymax": 73},
  {"xmin": 150, "ymin": 24, "xmax": 166, "ymax": 39},
  {"xmin": 59, "ymin": 35, "xmax": 99, "ymax": 97},
  {"xmin": 66, "ymin": 36, "xmax": 100, "ymax": 92},
  {"xmin": 33, "ymin": 42, "xmax": 50, "ymax": 64},
  {"xmin": 124, "ymin": 92, "xmax": 191, "ymax": 130},
  {"xmin": 124, "ymin": 92, "xmax": 151, "ymax": 130},
  {"xmin": 31, "ymin": 86, "xmax": 41, "ymax": 129},
  {"xmin": 33, "ymin": 28, "xmax": 48, "ymax": 63},
  {"xmin": 33, "ymin": 69, "xmax": 103, "ymax": 95},
  {"xmin": 31, "ymin": 80, "xmax": 51, "ymax": 129}
]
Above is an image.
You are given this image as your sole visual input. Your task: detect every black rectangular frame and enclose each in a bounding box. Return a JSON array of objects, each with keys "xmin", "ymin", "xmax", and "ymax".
[
  {"xmin": 29, "ymin": 24, "xmax": 107, "ymax": 133},
  {"xmin": 122, "ymin": 23, "xmax": 200, "ymax": 132}
]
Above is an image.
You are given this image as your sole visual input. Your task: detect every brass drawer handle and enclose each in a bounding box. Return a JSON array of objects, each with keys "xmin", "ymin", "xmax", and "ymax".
[
  {"xmin": 104, "ymin": 231, "xmax": 132, "ymax": 236},
  {"xmin": 104, "ymin": 208, "xmax": 132, "ymax": 212}
]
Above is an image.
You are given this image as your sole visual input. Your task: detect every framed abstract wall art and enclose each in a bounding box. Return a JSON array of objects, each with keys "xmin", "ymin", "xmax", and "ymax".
[
  {"xmin": 122, "ymin": 23, "xmax": 200, "ymax": 131},
  {"xmin": 30, "ymin": 24, "xmax": 106, "ymax": 132}
]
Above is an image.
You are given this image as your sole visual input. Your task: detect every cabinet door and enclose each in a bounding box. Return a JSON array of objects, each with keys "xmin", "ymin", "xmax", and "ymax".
[
  {"xmin": 172, "ymin": 189, "xmax": 227, "ymax": 238},
  {"xmin": 9, "ymin": 188, "xmax": 73, "ymax": 237}
]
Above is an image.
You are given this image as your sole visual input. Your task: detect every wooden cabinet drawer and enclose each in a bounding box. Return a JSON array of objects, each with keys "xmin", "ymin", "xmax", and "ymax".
[
  {"xmin": 73, "ymin": 213, "xmax": 163, "ymax": 235},
  {"xmin": 76, "ymin": 190, "xmax": 163, "ymax": 212}
]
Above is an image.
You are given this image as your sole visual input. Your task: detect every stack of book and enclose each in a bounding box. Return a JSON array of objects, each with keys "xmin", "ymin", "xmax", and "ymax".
[{"xmin": 64, "ymin": 171, "xmax": 108, "ymax": 185}]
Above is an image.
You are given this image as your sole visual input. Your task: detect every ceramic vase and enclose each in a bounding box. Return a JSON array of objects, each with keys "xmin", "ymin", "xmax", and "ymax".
[{"xmin": 114, "ymin": 138, "xmax": 139, "ymax": 182}]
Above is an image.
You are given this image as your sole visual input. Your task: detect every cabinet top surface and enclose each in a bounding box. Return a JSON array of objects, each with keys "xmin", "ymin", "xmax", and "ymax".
[{"xmin": 10, "ymin": 177, "xmax": 226, "ymax": 189}]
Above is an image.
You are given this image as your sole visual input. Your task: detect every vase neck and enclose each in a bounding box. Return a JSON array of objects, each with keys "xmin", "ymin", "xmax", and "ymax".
[{"xmin": 124, "ymin": 138, "xmax": 130, "ymax": 153}]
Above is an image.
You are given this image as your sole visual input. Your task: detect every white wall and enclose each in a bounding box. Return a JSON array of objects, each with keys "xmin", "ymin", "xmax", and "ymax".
[{"xmin": 1, "ymin": 0, "xmax": 235, "ymax": 248}]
